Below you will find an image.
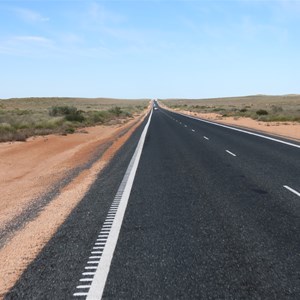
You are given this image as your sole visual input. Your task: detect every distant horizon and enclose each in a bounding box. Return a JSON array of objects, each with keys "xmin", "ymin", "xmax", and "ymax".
[{"xmin": 1, "ymin": 93, "xmax": 300, "ymax": 101}]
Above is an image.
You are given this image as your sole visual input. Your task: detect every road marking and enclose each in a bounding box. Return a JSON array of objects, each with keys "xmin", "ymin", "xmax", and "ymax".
[
  {"xmin": 204, "ymin": 136, "xmax": 209, "ymax": 140},
  {"xmin": 73, "ymin": 110, "xmax": 153, "ymax": 299},
  {"xmin": 74, "ymin": 292, "xmax": 88, "ymax": 297},
  {"xmin": 192, "ymin": 129, "xmax": 195, "ymax": 132},
  {"xmin": 176, "ymin": 111, "xmax": 300, "ymax": 149},
  {"xmin": 85, "ymin": 266, "xmax": 98, "ymax": 270},
  {"xmin": 283, "ymin": 185, "xmax": 300, "ymax": 197},
  {"xmin": 226, "ymin": 150, "xmax": 236, "ymax": 157},
  {"xmin": 77, "ymin": 285, "xmax": 91, "ymax": 289},
  {"xmin": 82, "ymin": 272, "xmax": 95, "ymax": 276},
  {"xmin": 80, "ymin": 278, "xmax": 93, "ymax": 282},
  {"xmin": 184, "ymin": 125, "xmax": 187, "ymax": 127}
]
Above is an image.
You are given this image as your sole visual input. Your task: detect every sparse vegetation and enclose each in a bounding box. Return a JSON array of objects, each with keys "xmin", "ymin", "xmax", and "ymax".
[
  {"xmin": 161, "ymin": 95, "xmax": 300, "ymax": 124},
  {"xmin": 0, "ymin": 98, "xmax": 148, "ymax": 142},
  {"xmin": 256, "ymin": 109, "xmax": 268, "ymax": 116}
]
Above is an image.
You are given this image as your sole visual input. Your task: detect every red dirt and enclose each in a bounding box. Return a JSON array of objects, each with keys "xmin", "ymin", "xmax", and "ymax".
[{"xmin": 0, "ymin": 109, "xmax": 149, "ymax": 298}]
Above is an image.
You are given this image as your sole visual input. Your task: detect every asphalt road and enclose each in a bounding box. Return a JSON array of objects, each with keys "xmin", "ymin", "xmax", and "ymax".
[{"xmin": 7, "ymin": 103, "xmax": 300, "ymax": 299}]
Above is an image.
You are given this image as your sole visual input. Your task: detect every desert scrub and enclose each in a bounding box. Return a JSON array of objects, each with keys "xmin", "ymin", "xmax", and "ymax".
[
  {"xmin": 256, "ymin": 109, "xmax": 269, "ymax": 116},
  {"xmin": 0, "ymin": 104, "xmax": 138, "ymax": 142},
  {"xmin": 49, "ymin": 106, "xmax": 85, "ymax": 123}
]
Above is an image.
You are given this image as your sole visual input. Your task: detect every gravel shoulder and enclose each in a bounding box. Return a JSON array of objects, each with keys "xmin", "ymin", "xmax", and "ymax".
[{"xmin": 0, "ymin": 110, "xmax": 149, "ymax": 298}]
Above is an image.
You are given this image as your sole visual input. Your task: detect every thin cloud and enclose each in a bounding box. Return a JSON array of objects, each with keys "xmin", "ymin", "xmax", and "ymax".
[
  {"xmin": 14, "ymin": 35, "xmax": 52, "ymax": 44},
  {"xmin": 14, "ymin": 7, "xmax": 49, "ymax": 23},
  {"xmin": 88, "ymin": 2, "xmax": 124, "ymax": 25}
]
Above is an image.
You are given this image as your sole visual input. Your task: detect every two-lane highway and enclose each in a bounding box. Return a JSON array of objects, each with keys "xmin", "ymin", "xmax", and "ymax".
[{"xmin": 7, "ymin": 103, "xmax": 300, "ymax": 299}]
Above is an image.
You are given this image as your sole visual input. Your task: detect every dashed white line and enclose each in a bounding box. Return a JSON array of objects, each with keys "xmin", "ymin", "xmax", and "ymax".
[
  {"xmin": 80, "ymin": 278, "xmax": 93, "ymax": 282},
  {"xmin": 204, "ymin": 136, "xmax": 209, "ymax": 140},
  {"xmin": 176, "ymin": 111, "xmax": 300, "ymax": 149},
  {"xmin": 77, "ymin": 285, "xmax": 91, "ymax": 289},
  {"xmin": 283, "ymin": 185, "xmax": 300, "ymax": 197},
  {"xmin": 226, "ymin": 150, "xmax": 237, "ymax": 157},
  {"xmin": 73, "ymin": 292, "xmax": 88, "ymax": 297},
  {"xmin": 191, "ymin": 129, "xmax": 195, "ymax": 132}
]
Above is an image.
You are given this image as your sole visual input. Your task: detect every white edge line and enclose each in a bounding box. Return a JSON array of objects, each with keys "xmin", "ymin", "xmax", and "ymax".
[
  {"xmin": 226, "ymin": 150, "xmax": 237, "ymax": 157},
  {"xmin": 173, "ymin": 111, "xmax": 300, "ymax": 149},
  {"xmin": 283, "ymin": 185, "xmax": 300, "ymax": 197},
  {"xmin": 86, "ymin": 109, "xmax": 153, "ymax": 300}
]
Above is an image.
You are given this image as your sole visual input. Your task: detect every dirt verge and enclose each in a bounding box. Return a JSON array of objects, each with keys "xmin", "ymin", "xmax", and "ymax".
[
  {"xmin": 0, "ymin": 109, "xmax": 149, "ymax": 298},
  {"xmin": 160, "ymin": 103, "xmax": 300, "ymax": 142}
]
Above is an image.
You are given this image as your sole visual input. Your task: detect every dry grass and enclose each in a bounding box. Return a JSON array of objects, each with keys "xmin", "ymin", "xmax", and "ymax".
[
  {"xmin": 0, "ymin": 97, "xmax": 149, "ymax": 142},
  {"xmin": 162, "ymin": 95, "xmax": 300, "ymax": 123}
]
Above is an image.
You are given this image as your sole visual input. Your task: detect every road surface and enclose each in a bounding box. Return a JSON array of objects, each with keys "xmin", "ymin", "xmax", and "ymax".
[{"xmin": 7, "ymin": 103, "xmax": 300, "ymax": 299}]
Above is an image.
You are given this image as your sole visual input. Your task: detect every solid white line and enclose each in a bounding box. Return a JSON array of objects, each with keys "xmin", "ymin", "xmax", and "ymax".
[
  {"xmin": 283, "ymin": 185, "xmax": 300, "ymax": 197},
  {"xmin": 91, "ymin": 251, "xmax": 102, "ymax": 254},
  {"xmin": 86, "ymin": 109, "xmax": 153, "ymax": 300},
  {"xmin": 87, "ymin": 261, "xmax": 99, "ymax": 264},
  {"xmin": 204, "ymin": 136, "xmax": 209, "ymax": 140},
  {"xmin": 226, "ymin": 150, "xmax": 237, "ymax": 157},
  {"xmin": 77, "ymin": 285, "xmax": 91, "ymax": 289},
  {"xmin": 175, "ymin": 111, "xmax": 300, "ymax": 149},
  {"xmin": 89, "ymin": 256, "xmax": 101, "ymax": 259},
  {"xmin": 85, "ymin": 266, "xmax": 97, "ymax": 270}
]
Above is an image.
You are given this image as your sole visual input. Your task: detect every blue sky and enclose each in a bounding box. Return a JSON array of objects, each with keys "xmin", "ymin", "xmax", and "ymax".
[{"xmin": 0, "ymin": 0, "xmax": 299, "ymax": 99}]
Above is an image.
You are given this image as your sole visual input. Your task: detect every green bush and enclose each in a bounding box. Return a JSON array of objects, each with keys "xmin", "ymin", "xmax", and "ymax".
[
  {"xmin": 65, "ymin": 113, "xmax": 85, "ymax": 122},
  {"xmin": 49, "ymin": 106, "xmax": 78, "ymax": 116},
  {"xmin": 88, "ymin": 111, "xmax": 111, "ymax": 124},
  {"xmin": 256, "ymin": 109, "xmax": 268, "ymax": 116},
  {"xmin": 109, "ymin": 106, "xmax": 122, "ymax": 116},
  {"xmin": 64, "ymin": 127, "xmax": 75, "ymax": 134}
]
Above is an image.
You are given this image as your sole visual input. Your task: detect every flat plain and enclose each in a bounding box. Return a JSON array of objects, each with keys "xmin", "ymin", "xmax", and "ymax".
[{"xmin": 162, "ymin": 95, "xmax": 300, "ymax": 140}]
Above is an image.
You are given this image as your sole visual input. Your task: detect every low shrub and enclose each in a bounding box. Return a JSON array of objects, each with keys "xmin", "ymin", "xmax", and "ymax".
[
  {"xmin": 256, "ymin": 109, "xmax": 268, "ymax": 116},
  {"xmin": 109, "ymin": 106, "xmax": 122, "ymax": 116},
  {"xmin": 65, "ymin": 113, "xmax": 85, "ymax": 122},
  {"xmin": 49, "ymin": 106, "xmax": 78, "ymax": 116}
]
